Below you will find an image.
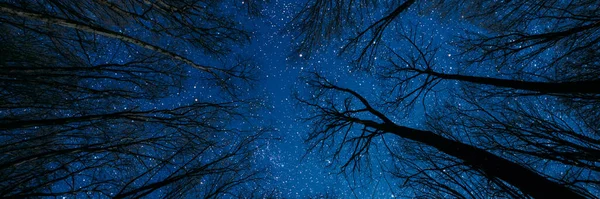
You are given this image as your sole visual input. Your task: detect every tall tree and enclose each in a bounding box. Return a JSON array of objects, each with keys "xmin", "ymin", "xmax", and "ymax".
[
  {"xmin": 0, "ymin": 0, "xmax": 269, "ymax": 198},
  {"xmin": 297, "ymin": 73, "xmax": 590, "ymax": 198},
  {"xmin": 292, "ymin": 0, "xmax": 599, "ymax": 198}
]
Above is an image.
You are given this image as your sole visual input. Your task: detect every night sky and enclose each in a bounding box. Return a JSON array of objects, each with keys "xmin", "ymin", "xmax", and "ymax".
[
  {"xmin": 208, "ymin": 1, "xmax": 456, "ymax": 197},
  {"xmin": 164, "ymin": 1, "xmax": 438, "ymax": 197},
  {"xmin": 2, "ymin": 0, "xmax": 599, "ymax": 198}
]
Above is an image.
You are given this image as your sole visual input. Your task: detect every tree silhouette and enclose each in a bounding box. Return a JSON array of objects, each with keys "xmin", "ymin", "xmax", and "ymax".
[
  {"xmin": 297, "ymin": 73, "xmax": 590, "ymax": 198},
  {"xmin": 0, "ymin": 0, "xmax": 268, "ymax": 198},
  {"xmin": 290, "ymin": 0, "xmax": 415, "ymax": 68},
  {"xmin": 292, "ymin": 0, "xmax": 599, "ymax": 198}
]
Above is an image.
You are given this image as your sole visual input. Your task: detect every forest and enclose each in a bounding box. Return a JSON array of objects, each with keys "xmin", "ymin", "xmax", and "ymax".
[{"xmin": 0, "ymin": 0, "xmax": 599, "ymax": 198}]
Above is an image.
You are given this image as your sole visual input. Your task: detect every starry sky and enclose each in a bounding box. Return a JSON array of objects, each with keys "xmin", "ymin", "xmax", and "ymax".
[
  {"xmin": 106, "ymin": 0, "xmax": 394, "ymax": 197},
  {"xmin": 172, "ymin": 1, "xmax": 460, "ymax": 197},
  {"xmin": 97, "ymin": 0, "xmax": 481, "ymax": 198},
  {"xmin": 227, "ymin": 1, "xmax": 459, "ymax": 197},
  {"xmin": 170, "ymin": 0, "xmax": 424, "ymax": 197},
  {"xmin": 2, "ymin": 0, "xmax": 598, "ymax": 198}
]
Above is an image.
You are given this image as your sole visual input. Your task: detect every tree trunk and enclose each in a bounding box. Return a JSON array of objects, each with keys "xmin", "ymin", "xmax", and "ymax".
[
  {"xmin": 426, "ymin": 70, "xmax": 600, "ymax": 94},
  {"xmin": 365, "ymin": 120, "xmax": 586, "ymax": 199}
]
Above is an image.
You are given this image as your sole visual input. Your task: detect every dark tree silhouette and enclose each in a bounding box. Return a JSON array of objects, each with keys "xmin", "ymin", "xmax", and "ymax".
[
  {"xmin": 292, "ymin": 0, "xmax": 600, "ymax": 198},
  {"xmin": 297, "ymin": 73, "xmax": 591, "ymax": 198},
  {"xmin": 379, "ymin": 4, "xmax": 600, "ymax": 194},
  {"xmin": 290, "ymin": 0, "xmax": 415, "ymax": 68},
  {"xmin": 0, "ymin": 0, "xmax": 268, "ymax": 198}
]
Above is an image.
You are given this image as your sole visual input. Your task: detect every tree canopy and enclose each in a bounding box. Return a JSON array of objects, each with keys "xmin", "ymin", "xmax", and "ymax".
[
  {"xmin": 1, "ymin": 0, "xmax": 599, "ymax": 198},
  {"xmin": 293, "ymin": 0, "xmax": 599, "ymax": 198},
  {"xmin": 0, "ymin": 0, "xmax": 271, "ymax": 198}
]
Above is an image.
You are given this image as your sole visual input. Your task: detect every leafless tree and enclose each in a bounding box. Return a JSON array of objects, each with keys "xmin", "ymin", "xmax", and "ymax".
[
  {"xmin": 296, "ymin": 73, "xmax": 593, "ymax": 198},
  {"xmin": 290, "ymin": 0, "xmax": 415, "ymax": 68},
  {"xmin": 292, "ymin": 0, "xmax": 599, "ymax": 198},
  {"xmin": 379, "ymin": 3, "xmax": 600, "ymax": 196},
  {"xmin": 0, "ymin": 0, "xmax": 269, "ymax": 198}
]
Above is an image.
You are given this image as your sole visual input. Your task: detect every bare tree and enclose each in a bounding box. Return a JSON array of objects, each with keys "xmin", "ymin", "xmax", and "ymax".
[
  {"xmin": 0, "ymin": 0, "xmax": 269, "ymax": 198},
  {"xmin": 296, "ymin": 73, "xmax": 592, "ymax": 198},
  {"xmin": 0, "ymin": 100, "xmax": 268, "ymax": 198},
  {"xmin": 290, "ymin": 0, "xmax": 415, "ymax": 68},
  {"xmin": 378, "ymin": 3, "xmax": 600, "ymax": 196},
  {"xmin": 0, "ymin": 0, "xmax": 263, "ymax": 94},
  {"xmin": 292, "ymin": 0, "xmax": 600, "ymax": 198}
]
